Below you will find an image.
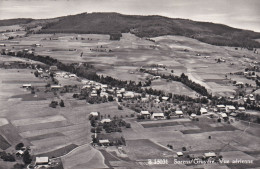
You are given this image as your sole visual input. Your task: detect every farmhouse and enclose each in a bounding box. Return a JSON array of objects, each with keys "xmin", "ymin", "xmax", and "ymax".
[
  {"xmin": 99, "ymin": 139, "xmax": 110, "ymax": 146},
  {"xmin": 204, "ymin": 152, "xmax": 216, "ymax": 158},
  {"xmin": 226, "ymin": 105, "xmax": 236, "ymax": 113},
  {"xmin": 238, "ymin": 107, "xmax": 246, "ymax": 112},
  {"xmin": 124, "ymin": 91, "xmax": 135, "ymax": 98},
  {"xmin": 200, "ymin": 107, "xmax": 208, "ymax": 114},
  {"xmin": 140, "ymin": 111, "xmax": 150, "ymax": 118},
  {"xmin": 220, "ymin": 113, "xmax": 228, "ymax": 120},
  {"xmin": 100, "ymin": 92, "xmax": 108, "ymax": 98},
  {"xmin": 69, "ymin": 74, "xmax": 77, "ymax": 78},
  {"xmin": 151, "ymin": 113, "xmax": 165, "ymax": 119},
  {"xmin": 22, "ymin": 84, "xmax": 32, "ymax": 88},
  {"xmin": 190, "ymin": 113, "xmax": 197, "ymax": 119},
  {"xmin": 177, "ymin": 152, "xmax": 184, "ymax": 157},
  {"xmin": 162, "ymin": 96, "xmax": 169, "ymax": 101},
  {"xmin": 81, "ymin": 79, "xmax": 89, "ymax": 84},
  {"xmin": 35, "ymin": 157, "xmax": 49, "ymax": 166},
  {"xmin": 49, "ymin": 66, "xmax": 58, "ymax": 72},
  {"xmin": 101, "ymin": 119, "xmax": 111, "ymax": 123},
  {"xmin": 175, "ymin": 110, "xmax": 184, "ymax": 117},
  {"xmin": 90, "ymin": 112, "xmax": 99, "ymax": 117},
  {"xmin": 15, "ymin": 150, "xmax": 24, "ymax": 157},
  {"xmin": 51, "ymin": 85, "xmax": 62, "ymax": 90},
  {"xmin": 217, "ymin": 105, "xmax": 226, "ymax": 111},
  {"xmin": 90, "ymin": 93, "xmax": 98, "ymax": 97},
  {"xmin": 141, "ymin": 97, "xmax": 149, "ymax": 102}
]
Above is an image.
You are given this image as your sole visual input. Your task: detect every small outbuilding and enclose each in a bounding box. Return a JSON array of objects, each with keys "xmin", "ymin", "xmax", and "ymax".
[{"xmin": 35, "ymin": 157, "xmax": 49, "ymax": 166}]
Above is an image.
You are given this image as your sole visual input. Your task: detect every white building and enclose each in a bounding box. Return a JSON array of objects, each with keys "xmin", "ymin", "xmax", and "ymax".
[
  {"xmin": 200, "ymin": 108, "xmax": 208, "ymax": 114},
  {"xmin": 35, "ymin": 157, "xmax": 49, "ymax": 166},
  {"xmin": 151, "ymin": 113, "xmax": 165, "ymax": 119},
  {"xmin": 175, "ymin": 110, "xmax": 184, "ymax": 117}
]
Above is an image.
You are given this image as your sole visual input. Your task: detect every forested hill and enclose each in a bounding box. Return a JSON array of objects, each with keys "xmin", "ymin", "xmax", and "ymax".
[{"xmin": 1, "ymin": 12, "xmax": 260, "ymax": 48}]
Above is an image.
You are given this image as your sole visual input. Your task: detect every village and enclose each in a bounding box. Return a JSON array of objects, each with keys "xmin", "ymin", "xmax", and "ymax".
[{"xmin": 0, "ymin": 21, "xmax": 259, "ymax": 169}]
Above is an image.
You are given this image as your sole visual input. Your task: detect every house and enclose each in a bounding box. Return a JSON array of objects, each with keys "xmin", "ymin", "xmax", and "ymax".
[
  {"xmin": 152, "ymin": 75, "xmax": 161, "ymax": 79},
  {"xmin": 230, "ymin": 112, "xmax": 237, "ymax": 117},
  {"xmin": 226, "ymin": 105, "xmax": 236, "ymax": 113},
  {"xmin": 101, "ymin": 119, "xmax": 111, "ymax": 123},
  {"xmin": 235, "ymin": 82, "xmax": 244, "ymax": 86},
  {"xmin": 101, "ymin": 84, "xmax": 108, "ymax": 89},
  {"xmin": 49, "ymin": 66, "xmax": 58, "ymax": 72},
  {"xmin": 69, "ymin": 74, "xmax": 77, "ymax": 78},
  {"xmin": 119, "ymin": 88, "xmax": 125, "ymax": 93},
  {"xmin": 35, "ymin": 157, "xmax": 49, "ymax": 166},
  {"xmin": 151, "ymin": 113, "xmax": 165, "ymax": 119},
  {"xmin": 141, "ymin": 97, "xmax": 148, "ymax": 102},
  {"xmin": 220, "ymin": 113, "xmax": 228, "ymax": 120},
  {"xmin": 175, "ymin": 110, "xmax": 184, "ymax": 117},
  {"xmin": 200, "ymin": 108, "xmax": 208, "ymax": 114},
  {"xmin": 176, "ymin": 152, "xmax": 183, "ymax": 157},
  {"xmin": 140, "ymin": 111, "xmax": 150, "ymax": 118},
  {"xmin": 124, "ymin": 91, "xmax": 135, "ymax": 98},
  {"xmin": 90, "ymin": 112, "xmax": 99, "ymax": 117},
  {"xmin": 22, "ymin": 84, "xmax": 32, "ymax": 88},
  {"xmin": 217, "ymin": 105, "xmax": 226, "ymax": 112},
  {"xmin": 15, "ymin": 150, "xmax": 24, "ymax": 157},
  {"xmin": 238, "ymin": 107, "xmax": 246, "ymax": 112},
  {"xmin": 190, "ymin": 113, "xmax": 197, "ymax": 119},
  {"xmin": 99, "ymin": 139, "xmax": 110, "ymax": 146},
  {"xmin": 100, "ymin": 92, "xmax": 108, "ymax": 98},
  {"xmin": 204, "ymin": 152, "xmax": 216, "ymax": 158},
  {"xmin": 162, "ymin": 96, "xmax": 169, "ymax": 101},
  {"xmin": 51, "ymin": 85, "xmax": 62, "ymax": 90},
  {"xmin": 33, "ymin": 43, "xmax": 41, "ymax": 47},
  {"xmin": 82, "ymin": 85, "xmax": 91, "ymax": 89},
  {"xmin": 81, "ymin": 79, "xmax": 89, "ymax": 84},
  {"xmin": 90, "ymin": 93, "xmax": 98, "ymax": 97},
  {"xmin": 117, "ymin": 93, "xmax": 123, "ymax": 98}
]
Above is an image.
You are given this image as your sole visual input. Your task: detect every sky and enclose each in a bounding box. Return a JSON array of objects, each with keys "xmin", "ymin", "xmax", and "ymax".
[{"xmin": 0, "ymin": 0, "xmax": 260, "ymax": 32}]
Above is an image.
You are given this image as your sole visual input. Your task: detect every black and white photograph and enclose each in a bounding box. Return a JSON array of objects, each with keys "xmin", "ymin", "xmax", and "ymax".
[{"xmin": 0, "ymin": 0, "xmax": 259, "ymax": 169}]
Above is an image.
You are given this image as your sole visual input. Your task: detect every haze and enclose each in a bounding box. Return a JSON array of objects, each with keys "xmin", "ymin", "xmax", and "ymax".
[{"xmin": 0, "ymin": 0, "xmax": 260, "ymax": 32}]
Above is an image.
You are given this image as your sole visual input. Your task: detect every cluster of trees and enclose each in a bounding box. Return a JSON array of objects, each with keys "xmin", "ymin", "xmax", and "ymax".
[
  {"xmin": 49, "ymin": 100, "xmax": 65, "ymax": 108},
  {"xmin": 0, "ymin": 151, "xmax": 15, "ymax": 162}
]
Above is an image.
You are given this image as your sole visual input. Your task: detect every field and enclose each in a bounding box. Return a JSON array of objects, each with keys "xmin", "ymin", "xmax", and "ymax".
[
  {"xmin": 1, "ymin": 32, "xmax": 258, "ymax": 97},
  {"xmin": 0, "ymin": 30, "xmax": 259, "ymax": 169}
]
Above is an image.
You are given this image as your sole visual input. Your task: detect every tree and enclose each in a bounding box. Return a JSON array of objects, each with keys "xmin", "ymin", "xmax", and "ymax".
[
  {"xmin": 15, "ymin": 143, "xmax": 24, "ymax": 150},
  {"xmin": 59, "ymin": 100, "xmax": 65, "ymax": 107},
  {"xmin": 108, "ymin": 96, "xmax": 113, "ymax": 102},
  {"xmin": 23, "ymin": 150, "xmax": 32, "ymax": 164}
]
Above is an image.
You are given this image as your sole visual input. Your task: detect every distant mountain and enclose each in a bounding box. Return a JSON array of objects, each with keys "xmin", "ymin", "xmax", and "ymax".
[{"xmin": 1, "ymin": 12, "xmax": 260, "ymax": 48}]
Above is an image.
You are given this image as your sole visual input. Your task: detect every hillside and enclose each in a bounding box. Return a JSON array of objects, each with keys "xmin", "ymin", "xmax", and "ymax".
[
  {"xmin": 0, "ymin": 18, "xmax": 33, "ymax": 26},
  {"xmin": 1, "ymin": 12, "xmax": 260, "ymax": 48}
]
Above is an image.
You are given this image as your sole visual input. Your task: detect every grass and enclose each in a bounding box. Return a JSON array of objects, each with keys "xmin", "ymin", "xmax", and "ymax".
[
  {"xmin": 0, "ymin": 135, "xmax": 11, "ymax": 150},
  {"xmin": 26, "ymin": 132, "xmax": 65, "ymax": 141},
  {"xmin": 11, "ymin": 93, "xmax": 46, "ymax": 101},
  {"xmin": 141, "ymin": 121, "xmax": 180, "ymax": 128},
  {"xmin": 36, "ymin": 144, "xmax": 78, "ymax": 158},
  {"xmin": 124, "ymin": 139, "xmax": 170, "ymax": 160}
]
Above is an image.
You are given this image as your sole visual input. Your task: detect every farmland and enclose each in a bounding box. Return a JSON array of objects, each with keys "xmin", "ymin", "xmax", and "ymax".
[{"xmin": 0, "ymin": 17, "xmax": 259, "ymax": 169}]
